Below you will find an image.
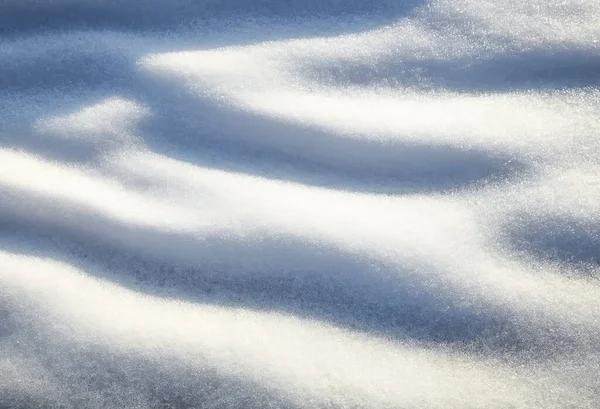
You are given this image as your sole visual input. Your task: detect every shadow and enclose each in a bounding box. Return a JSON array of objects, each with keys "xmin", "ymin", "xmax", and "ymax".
[
  {"xmin": 302, "ymin": 49, "xmax": 600, "ymax": 92},
  {"xmin": 0, "ymin": 332, "xmax": 304, "ymax": 409},
  {"xmin": 0, "ymin": 396, "xmax": 53, "ymax": 409},
  {"xmin": 0, "ymin": 128, "xmax": 103, "ymax": 164},
  {"xmin": 0, "ymin": 6, "xmax": 529, "ymax": 196},
  {"xmin": 0, "ymin": 47, "xmax": 134, "ymax": 93},
  {"xmin": 501, "ymin": 213, "xmax": 600, "ymax": 275},
  {"xmin": 127, "ymin": 71, "xmax": 527, "ymax": 195},
  {"xmin": 0, "ymin": 0, "xmax": 424, "ymax": 37},
  {"xmin": 0, "ymin": 2, "xmax": 527, "ymax": 195},
  {"xmin": 1, "ymin": 49, "xmax": 527, "ymax": 194},
  {"xmin": 0, "ymin": 305, "xmax": 17, "ymax": 341},
  {"xmin": 0, "ymin": 190, "xmax": 526, "ymax": 352}
]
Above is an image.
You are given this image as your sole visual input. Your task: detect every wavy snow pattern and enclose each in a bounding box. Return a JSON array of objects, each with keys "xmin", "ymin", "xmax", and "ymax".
[{"xmin": 1, "ymin": 0, "xmax": 600, "ymax": 408}]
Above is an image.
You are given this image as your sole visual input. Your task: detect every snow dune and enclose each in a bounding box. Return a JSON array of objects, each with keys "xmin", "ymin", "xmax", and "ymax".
[{"xmin": 1, "ymin": 0, "xmax": 600, "ymax": 408}]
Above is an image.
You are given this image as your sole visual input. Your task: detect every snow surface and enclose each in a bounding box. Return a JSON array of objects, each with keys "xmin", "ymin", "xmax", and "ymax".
[{"xmin": 1, "ymin": 0, "xmax": 600, "ymax": 408}]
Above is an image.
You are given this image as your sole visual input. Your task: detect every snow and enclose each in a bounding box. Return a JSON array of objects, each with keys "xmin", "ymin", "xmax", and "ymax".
[{"xmin": 1, "ymin": 0, "xmax": 599, "ymax": 408}]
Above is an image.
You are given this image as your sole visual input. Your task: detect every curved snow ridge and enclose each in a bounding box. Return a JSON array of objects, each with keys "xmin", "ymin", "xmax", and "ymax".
[
  {"xmin": 1, "ymin": 0, "xmax": 600, "ymax": 408},
  {"xmin": 1, "ymin": 252, "xmax": 596, "ymax": 409}
]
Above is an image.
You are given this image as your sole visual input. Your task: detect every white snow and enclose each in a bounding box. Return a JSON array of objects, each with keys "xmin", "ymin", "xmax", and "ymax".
[{"xmin": 1, "ymin": 0, "xmax": 599, "ymax": 408}]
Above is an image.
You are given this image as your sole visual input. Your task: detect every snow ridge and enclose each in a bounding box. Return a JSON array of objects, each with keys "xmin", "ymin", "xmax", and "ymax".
[{"xmin": 1, "ymin": 0, "xmax": 599, "ymax": 408}]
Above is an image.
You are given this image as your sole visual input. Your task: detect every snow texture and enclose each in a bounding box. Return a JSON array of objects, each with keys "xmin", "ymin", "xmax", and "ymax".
[{"xmin": 1, "ymin": 0, "xmax": 600, "ymax": 408}]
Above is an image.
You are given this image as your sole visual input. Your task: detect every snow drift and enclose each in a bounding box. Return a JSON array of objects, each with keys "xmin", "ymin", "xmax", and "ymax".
[{"xmin": 1, "ymin": 0, "xmax": 599, "ymax": 408}]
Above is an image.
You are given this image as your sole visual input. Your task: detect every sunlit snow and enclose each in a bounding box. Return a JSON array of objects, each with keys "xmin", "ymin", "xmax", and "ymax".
[{"xmin": 1, "ymin": 0, "xmax": 599, "ymax": 408}]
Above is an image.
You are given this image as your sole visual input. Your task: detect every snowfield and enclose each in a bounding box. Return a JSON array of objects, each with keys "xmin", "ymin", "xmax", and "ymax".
[{"xmin": 1, "ymin": 0, "xmax": 600, "ymax": 408}]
